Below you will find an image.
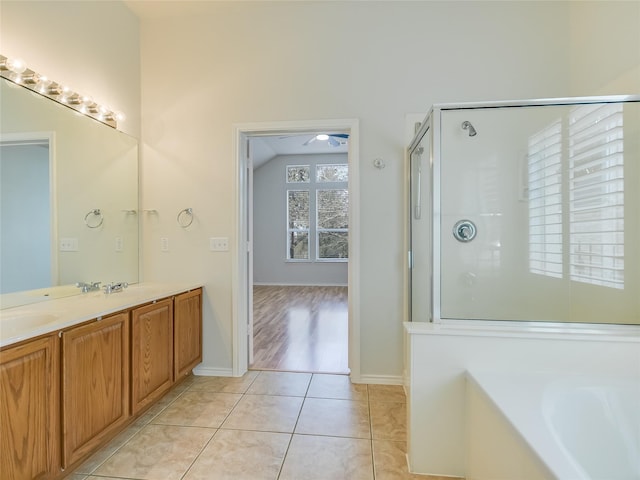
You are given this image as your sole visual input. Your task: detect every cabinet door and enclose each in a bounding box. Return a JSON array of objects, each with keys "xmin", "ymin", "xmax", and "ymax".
[
  {"xmin": 1, "ymin": 335, "xmax": 60, "ymax": 480},
  {"xmin": 131, "ymin": 298, "xmax": 174, "ymax": 415},
  {"xmin": 174, "ymin": 288, "xmax": 203, "ymax": 379},
  {"xmin": 62, "ymin": 313, "xmax": 130, "ymax": 468}
]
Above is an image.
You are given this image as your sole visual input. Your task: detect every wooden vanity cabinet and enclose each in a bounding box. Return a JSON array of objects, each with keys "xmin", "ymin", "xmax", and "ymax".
[
  {"xmin": 131, "ymin": 297, "xmax": 174, "ymax": 415},
  {"xmin": 0, "ymin": 335, "xmax": 60, "ymax": 480},
  {"xmin": 61, "ymin": 312, "xmax": 130, "ymax": 468},
  {"xmin": 1, "ymin": 286, "xmax": 203, "ymax": 478},
  {"xmin": 174, "ymin": 288, "xmax": 203, "ymax": 379}
]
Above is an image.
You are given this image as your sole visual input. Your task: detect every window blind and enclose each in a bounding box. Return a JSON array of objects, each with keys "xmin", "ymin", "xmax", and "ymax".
[
  {"xmin": 528, "ymin": 119, "xmax": 563, "ymax": 278},
  {"xmin": 569, "ymin": 103, "xmax": 624, "ymax": 289}
]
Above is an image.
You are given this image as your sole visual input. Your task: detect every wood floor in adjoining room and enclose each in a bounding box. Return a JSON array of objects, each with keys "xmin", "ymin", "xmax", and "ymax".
[{"xmin": 251, "ymin": 285, "xmax": 348, "ymax": 374}]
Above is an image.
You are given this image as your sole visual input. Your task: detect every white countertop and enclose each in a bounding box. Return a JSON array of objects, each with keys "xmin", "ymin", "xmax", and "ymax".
[{"xmin": 0, "ymin": 282, "xmax": 203, "ymax": 348}]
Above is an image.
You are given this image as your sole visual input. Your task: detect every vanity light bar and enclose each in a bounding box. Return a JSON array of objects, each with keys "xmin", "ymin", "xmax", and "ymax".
[{"xmin": 0, "ymin": 54, "xmax": 124, "ymax": 129}]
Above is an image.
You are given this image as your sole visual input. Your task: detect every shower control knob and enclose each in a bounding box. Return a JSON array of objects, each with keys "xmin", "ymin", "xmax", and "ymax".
[{"xmin": 453, "ymin": 220, "xmax": 477, "ymax": 242}]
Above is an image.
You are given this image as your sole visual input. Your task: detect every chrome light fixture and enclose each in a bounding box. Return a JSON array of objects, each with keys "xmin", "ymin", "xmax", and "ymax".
[{"xmin": 0, "ymin": 54, "xmax": 124, "ymax": 129}]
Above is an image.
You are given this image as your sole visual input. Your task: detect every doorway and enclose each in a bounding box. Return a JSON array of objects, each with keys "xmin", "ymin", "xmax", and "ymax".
[
  {"xmin": 0, "ymin": 134, "xmax": 55, "ymax": 294},
  {"xmin": 233, "ymin": 119, "xmax": 360, "ymax": 380}
]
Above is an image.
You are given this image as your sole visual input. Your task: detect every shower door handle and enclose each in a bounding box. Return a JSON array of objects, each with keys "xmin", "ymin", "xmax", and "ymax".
[{"xmin": 453, "ymin": 220, "xmax": 477, "ymax": 242}]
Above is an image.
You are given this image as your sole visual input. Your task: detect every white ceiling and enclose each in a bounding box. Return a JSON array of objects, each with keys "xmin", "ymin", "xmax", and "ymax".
[{"xmin": 251, "ymin": 133, "xmax": 348, "ymax": 170}]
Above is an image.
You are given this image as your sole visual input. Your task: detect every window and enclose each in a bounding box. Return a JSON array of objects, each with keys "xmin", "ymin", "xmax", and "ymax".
[
  {"xmin": 287, "ymin": 190, "xmax": 310, "ymax": 260},
  {"xmin": 287, "ymin": 165, "xmax": 310, "ymax": 183},
  {"xmin": 568, "ymin": 103, "xmax": 624, "ymax": 289},
  {"xmin": 285, "ymin": 163, "xmax": 348, "ymax": 261},
  {"xmin": 528, "ymin": 103, "xmax": 625, "ymax": 289},
  {"xmin": 317, "ymin": 189, "xmax": 349, "ymax": 260},
  {"xmin": 316, "ymin": 164, "xmax": 349, "ymax": 183},
  {"xmin": 528, "ymin": 119, "xmax": 563, "ymax": 278}
]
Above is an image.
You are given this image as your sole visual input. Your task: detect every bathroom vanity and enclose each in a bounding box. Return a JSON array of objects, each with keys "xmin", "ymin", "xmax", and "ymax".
[{"xmin": 0, "ymin": 283, "xmax": 203, "ymax": 480}]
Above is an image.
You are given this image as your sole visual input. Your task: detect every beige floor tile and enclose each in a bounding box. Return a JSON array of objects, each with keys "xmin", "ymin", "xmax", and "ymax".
[
  {"xmin": 221, "ymin": 394, "xmax": 303, "ymax": 433},
  {"xmin": 307, "ymin": 373, "xmax": 368, "ymax": 401},
  {"xmin": 368, "ymin": 384, "xmax": 406, "ymax": 403},
  {"xmin": 295, "ymin": 397, "xmax": 371, "ymax": 438},
  {"xmin": 279, "ymin": 434, "xmax": 374, "ymax": 480},
  {"xmin": 152, "ymin": 391, "xmax": 241, "ymax": 428},
  {"xmin": 246, "ymin": 370, "xmax": 311, "ymax": 396},
  {"xmin": 183, "ymin": 429, "xmax": 290, "ymax": 480},
  {"xmin": 93, "ymin": 424, "xmax": 214, "ymax": 480},
  {"xmin": 370, "ymin": 401, "xmax": 406, "ymax": 441},
  {"xmin": 72, "ymin": 422, "xmax": 142, "ymax": 474},
  {"xmin": 86, "ymin": 477, "xmax": 132, "ymax": 480},
  {"xmin": 67, "ymin": 476, "xmax": 87, "ymax": 480},
  {"xmin": 373, "ymin": 440, "xmax": 439, "ymax": 479},
  {"xmin": 188, "ymin": 371, "xmax": 259, "ymax": 393}
]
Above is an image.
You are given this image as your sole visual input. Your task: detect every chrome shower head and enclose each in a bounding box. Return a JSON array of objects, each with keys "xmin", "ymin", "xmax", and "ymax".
[{"xmin": 461, "ymin": 121, "xmax": 477, "ymax": 137}]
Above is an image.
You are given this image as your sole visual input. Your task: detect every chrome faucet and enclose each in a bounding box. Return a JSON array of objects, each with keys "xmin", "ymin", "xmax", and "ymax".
[
  {"xmin": 76, "ymin": 281, "xmax": 101, "ymax": 293},
  {"xmin": 103, "ymin": 282, "xmax": 129, "ymax": 294}
]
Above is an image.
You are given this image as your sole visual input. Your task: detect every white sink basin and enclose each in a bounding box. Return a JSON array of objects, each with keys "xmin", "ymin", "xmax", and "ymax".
[{"xmin": 0, "ymin": 311, "xmax": 61, "ymax": 336}]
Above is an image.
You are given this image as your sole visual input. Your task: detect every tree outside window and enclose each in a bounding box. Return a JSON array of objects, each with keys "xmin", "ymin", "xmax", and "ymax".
[{"xmin": 286, "ymin": 163, "xmax": 348, "ymax": 261}]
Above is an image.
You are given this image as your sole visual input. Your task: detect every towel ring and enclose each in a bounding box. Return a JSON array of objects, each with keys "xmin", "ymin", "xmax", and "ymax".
[
  {"xmin": 177, "ymin": 208, "xmax": 193, "ymax": 228},
  {"xmin": 84, "ymin": 209, "xmax": 104, "ymax": 228}
]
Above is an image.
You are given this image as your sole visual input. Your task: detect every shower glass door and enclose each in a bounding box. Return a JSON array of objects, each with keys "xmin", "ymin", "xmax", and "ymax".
[
  {"xmin": 409, "ymin": 118, "xmax": 431, "ymax": 322},
  {"xmin": 438, "ymin": 100, "xmax": 640, "ymax": 325}
]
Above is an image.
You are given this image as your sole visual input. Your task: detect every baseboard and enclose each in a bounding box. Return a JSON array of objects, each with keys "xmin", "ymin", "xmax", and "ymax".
[
  {"xmin": 192, "ymin": 366, "xmax": 234, "ymax": 377},
  {"xmin": 357, "ymin": 374, "xmax": 403, "ymax": 385}
]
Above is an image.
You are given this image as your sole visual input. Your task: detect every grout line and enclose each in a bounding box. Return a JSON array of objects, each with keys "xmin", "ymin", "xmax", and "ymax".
[
  {"xmin": 367, "ymin": 384, "xmax": 377, "ymax": 479},
  {"xmin": 177, "ymin": 426, "xmax": 219, "ymax": 480},
  {"xmin": 71, "ymin": 372, "xmax": 403, "ymax": 480}
]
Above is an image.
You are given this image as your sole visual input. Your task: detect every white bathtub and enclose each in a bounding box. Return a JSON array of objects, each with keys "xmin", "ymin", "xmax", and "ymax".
[{"xmin": 466, "ymin": 370, "xmax": 640, "ymax": 480}]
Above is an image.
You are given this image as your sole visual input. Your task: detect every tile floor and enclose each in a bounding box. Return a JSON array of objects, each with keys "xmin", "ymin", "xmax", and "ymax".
[{"xmin": 67, "ymin": 371, "xmax": 436, "ymax": 480}]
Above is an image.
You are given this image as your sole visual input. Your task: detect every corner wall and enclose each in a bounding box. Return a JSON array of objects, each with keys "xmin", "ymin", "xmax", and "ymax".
[
  {"xmin": 138, "ymin": 1, "xmax": 575, "ymax": 377},
  {"xmin": 0, "ymin": 1, "xmax": 141, "ymax": 138}
]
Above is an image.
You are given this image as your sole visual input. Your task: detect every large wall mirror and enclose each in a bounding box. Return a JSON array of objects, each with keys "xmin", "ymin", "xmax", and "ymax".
[{"xmin": 0, "ymin": 78, "xmax": 138, "ymax": 308}]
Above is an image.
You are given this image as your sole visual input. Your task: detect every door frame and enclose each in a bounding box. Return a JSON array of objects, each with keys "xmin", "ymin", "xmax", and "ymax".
[
  {"xmin": 0, "ymin": 131, "xmax": 57, "ymax": 289},
  {"xmin": 232, "ymin": 119, "xmax": 361, "ymax": 381}
]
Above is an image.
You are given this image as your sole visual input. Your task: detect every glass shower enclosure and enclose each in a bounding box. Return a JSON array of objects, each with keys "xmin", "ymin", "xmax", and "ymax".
[{"xmin": 408, "ymin": 96, "xmax": 640, "ymax": 325}]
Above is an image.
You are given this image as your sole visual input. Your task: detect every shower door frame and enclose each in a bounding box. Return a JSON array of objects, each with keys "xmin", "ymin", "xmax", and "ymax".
[
  {"xmin": 408, "ymin": 111, "xmax": 433, "ymax": 322},
  {"xmin": 419, "ymin": 94, "xmax": 640, "ymax": 326}
]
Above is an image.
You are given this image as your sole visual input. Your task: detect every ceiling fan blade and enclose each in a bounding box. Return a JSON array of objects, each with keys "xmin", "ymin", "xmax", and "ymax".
[
  {"xmin": 328, "ymin": 136, "xmax": 340, "ymax": 147},
  {"xmin": 329, "ymin": 133, "xmax": 349, "ymax": 139},
  {"xmin": 302, "ymin": 136, "xmax": 317, "ymax": 146}
]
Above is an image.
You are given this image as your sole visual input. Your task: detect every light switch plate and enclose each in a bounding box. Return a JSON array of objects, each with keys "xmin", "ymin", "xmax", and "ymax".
[
  {"xmin": 160, "ymin": 237, "xmax": 169, "ymax": 252},
  {"xmin": 209, "ymin": 237, "xmax": 229, "ymax": 251},
  {"xmin": 60, "ymin": 237, "xmax": 78, "ymax": 252}
]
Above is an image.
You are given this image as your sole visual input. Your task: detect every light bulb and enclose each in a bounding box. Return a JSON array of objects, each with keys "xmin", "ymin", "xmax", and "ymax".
[
  {"xmin": 316, "ymin": 134, "xmax": 329, "ymax": 141},
  {"xmin": 6, "ymin": 58, "xmax": 27, "ymax": 74}
]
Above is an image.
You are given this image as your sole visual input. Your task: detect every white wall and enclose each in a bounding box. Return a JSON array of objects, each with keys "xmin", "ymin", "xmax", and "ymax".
[
  {"xmin": 253, "ymin": 153, "xmax": 348, "ymax": 286},
  {"xmin": 137, "ymin": 1, "xmax": 577, "ymax": 378},
  {"xmin": 569, "ymin": 1, "xmax": 640, "ymax": 95}
]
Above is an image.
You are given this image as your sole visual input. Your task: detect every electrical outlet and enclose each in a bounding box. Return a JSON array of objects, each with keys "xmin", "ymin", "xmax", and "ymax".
[
  {"xmin": 209, "ymin": 237, "xmax": 229, "ymax": 251},
  {"xmin": 115, "ymin": 236, "xmax": 123, "ymax": 252},
  {"xmin": 160, "ymin": 237, "xmax": 169, "ymax": 252},
  {"xmin": 60, "ymin": 237, "xmax": 78, "ymax": 252}
]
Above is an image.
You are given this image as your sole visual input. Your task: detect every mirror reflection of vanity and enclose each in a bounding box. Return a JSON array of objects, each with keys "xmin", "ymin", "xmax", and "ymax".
[{"xmin": 0, "ymin": 78, "xmax": 138, "ymax": 308}]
